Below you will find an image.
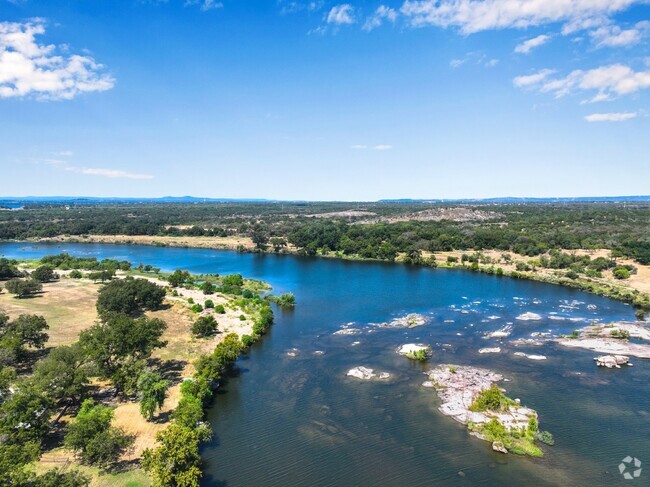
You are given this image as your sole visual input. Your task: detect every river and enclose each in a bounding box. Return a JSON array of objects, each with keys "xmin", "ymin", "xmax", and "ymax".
[{"xmin": 1, "ymin": 242, "xmax": 648, "ymax": 486}]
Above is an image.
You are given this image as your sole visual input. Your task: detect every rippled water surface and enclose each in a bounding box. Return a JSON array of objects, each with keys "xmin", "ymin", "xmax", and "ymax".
[{"xmin": 1, "ymin": 242, "xmax": 648, "ymax": 486}]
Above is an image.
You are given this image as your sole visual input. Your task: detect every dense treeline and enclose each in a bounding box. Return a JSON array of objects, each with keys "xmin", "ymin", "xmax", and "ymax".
[{"xmin": 1, "ymin": 202, "xmax": 649, "ymax": 264}]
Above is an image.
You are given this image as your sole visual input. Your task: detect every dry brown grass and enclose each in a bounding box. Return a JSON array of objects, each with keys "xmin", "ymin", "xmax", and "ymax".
[
  {"xmin": 0, "ymin": 278, "xmax": 99, "ymax": 346},
  {"xmin": 41, "ymin": 234, "xmax": 256, "ymax": 251}
]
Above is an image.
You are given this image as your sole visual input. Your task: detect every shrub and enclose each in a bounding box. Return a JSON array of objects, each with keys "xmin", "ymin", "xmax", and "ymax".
[
  {"xmin": 204, "ymin": 299, "xmax": 214, "ymax": 309},
  {"xmin": 241, "ymin": 334, "xmax": 255, "ymax": 347},
  {"xmin": 191, "ymin": 304, "xmax": 203, "ymax": 313},
  {"xmin": 534, "ymin": 430, "xmax": 555, "ymax": 445},
  {"xmin": 470, "ymin": 385, "xmax": 511, "ymax": 412},
  {"xmin": 214, "ymin": 304, "xmax": 226, "ymax": 314},
  {"xmin": 613, "ymin": 267, "xmax": 631, "ymax": 280},
  {"xmin": 69, "ymin": 269, "xmax": 83, "ymax": 279},
  {"xmin": 191, "ymin": 315, "xmax": 217, "ymax": 337}
]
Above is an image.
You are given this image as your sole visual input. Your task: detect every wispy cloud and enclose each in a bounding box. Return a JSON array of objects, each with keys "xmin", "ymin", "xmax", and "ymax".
[
  {"xmin": 584, "ymin": 112, "xmax": 637, "ymax": 122},
  {"xmin": 0, "ymin": 20, "xmax": 114, "ymax": 100},
  {"xmin": 363, "ymin": 5, "xmax": 398, "ymax": 31},
  {"xmin": 351, "ymin": 144, "xmax": 393, "ymax": 151},
  {"xmin": 514, "ymin": 64, "xmax": 650, "ymax": 103},
  {"xmin": 41, "ymin": 157, "xmax": 153, "ymax": 180},
  {"xmin": 514, "ymin": 34, "xmax": 551, "ymax": 54},
  {"xmin": 184, "ymin": 0, "xmax": 223, "ymax": 11},
  {"xmin": 64, "ymin": 167, "xmax": 155, "ymax": 179},
  {"xmin": 327, "ymin": 4, "xmax": 355, "ymax": 25},
  {"xmin": 450, "ymin": 52, "xmax": 499, "ymax": 70}
]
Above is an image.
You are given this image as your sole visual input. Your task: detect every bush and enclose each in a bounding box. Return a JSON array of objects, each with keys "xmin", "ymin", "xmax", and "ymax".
[
  {"xmin": 470, "ymin": 385, "xmax": 511, "ymax": 412},
  {"xmin": 191, "ymin": 304, "xmax": 203, "ymax": 313},
  {"xmin": 191, "ymin": 315, "xmax": 217, "ymax": 337},
  {"xmin": 204, "ymin": 299, "xmax": 214, "ymax": 309},
  {"xmin": 69, "ymin": 269, "xmax": 83, "ymax": 279},
  {"xmin": 534, "ymin": 430, "xmax": 555, "ymax": 445},
  {"xmin": 241, "ymin": 334, "xmax": 255, "ymax": 348},
  {"xmin": 613, "ymin": 267, "xmax": 631, "ymax": 280},
  {"xmin": 214, "ymin": 304, "xmax": 226, "ymax": 314},
  {"xmin": 201, "ymin": 281, "xmax": 215, "ymax": 295}
]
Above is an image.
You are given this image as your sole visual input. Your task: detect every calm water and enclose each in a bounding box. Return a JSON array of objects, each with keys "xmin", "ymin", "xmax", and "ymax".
[{"xmin": 1, "ymin": 242, "xmax": 648, "ymax": 486}]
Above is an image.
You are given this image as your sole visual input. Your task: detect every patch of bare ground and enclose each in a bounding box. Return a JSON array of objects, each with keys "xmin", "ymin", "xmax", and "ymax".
[
  {"xmin": 0, "ymin": 278, "xmax": 99, "ymax": 346},
  {"xmin": 358, "ymin": 207, "xmax": 503, "ymax": 224},
  {"xmin": 39, "ymin": 234, "xmax": 257, "ymax": 251}
]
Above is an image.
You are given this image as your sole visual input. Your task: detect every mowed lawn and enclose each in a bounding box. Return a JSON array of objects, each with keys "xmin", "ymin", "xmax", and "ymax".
[{"xmin": 0, "ymin": 278, "xmax": 100, "ymax": 346}]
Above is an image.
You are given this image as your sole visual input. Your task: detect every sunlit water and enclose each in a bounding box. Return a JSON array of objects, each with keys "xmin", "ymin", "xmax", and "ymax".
[{"xmin": 1, "ymin": 242, "xmax": 648, "ymax": 486}]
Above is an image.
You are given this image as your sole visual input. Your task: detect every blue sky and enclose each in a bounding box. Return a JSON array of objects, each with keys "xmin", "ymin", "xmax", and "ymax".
[{"xmin": 1, "ymin": 0, "xmax": 648, "ymax": 200}]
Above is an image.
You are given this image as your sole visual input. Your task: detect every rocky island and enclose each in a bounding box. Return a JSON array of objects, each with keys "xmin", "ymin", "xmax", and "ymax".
[
  {"xmin": 424, "ymin": 365, "xmax": 553, "ymax": 456},
  {"xmin": 556, "ymin": 322, "xmax": 650, "ymax": 359}
]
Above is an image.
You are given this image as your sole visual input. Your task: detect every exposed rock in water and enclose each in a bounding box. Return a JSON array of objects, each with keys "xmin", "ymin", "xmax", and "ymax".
[
  {"xmin": 479, "ymin": 347, "xmax": 501, "ymax": 354},
  {"xmin": 423, "ymin": 365, "xmax": 545, "ymax": 457},
  {"xmin": 594, "ymin": 355, "xmax": 632, "ymax": 368},
  {"xmin": 375, "ymin": 313, "xmax": 427, "ymax": 329},
  {"xmin": 485, "ymin": 325, "xmax": 512, "ymax": 339},
  {"xmin": 556, "ymin": 322, "xmax": 650, "ymax": 359},
  {"xmin": 397, "ymin": 343, "xmax": 431, "ymax": 359},
  {"xmin": 492, "ymin": 441, "xmax": 508, "ymax": 454},
  {"xmin": 517, "ymin": 312, "xmax": 542, "ymax": 321},
  {"xmin": 333, "ymin": 327, "xmax": 361, "ymax": 336},
  {"xmin": 513, "ymin": 352, "xmax": 547, "ymax": 361},
  {"xmin": 346, "ymin": 366, "xmax": 390, "ymax": 380}
]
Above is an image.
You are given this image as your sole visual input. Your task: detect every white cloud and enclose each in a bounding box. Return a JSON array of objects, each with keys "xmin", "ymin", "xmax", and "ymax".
[
  {"xmin": 351, "ymin": 144, "xmax": 368, "ymax": 149},
  {"xmin": 585, "ymin": 112, "xmax": 637, "ymax": 122},
  {"xmin": 589, "ymin": 20, "xmax": 650, "ymax": 48},
  {"xmin": 399, "ymin": 0, "xmax": 641, "ymax": 34},
  {"xmin": 373, "ymin": 144, "xmax": 392, "ymax": 150},
  {"xmin": 327, "ymin": 4, "xmax": 355, "ymax": 25},
  {"xmin": 515, "ymin": 64, "xmax": 650, "ymax": 102},
  {"xmin": 279, "ymin": 1, "xmax": 323, "ymax": 15},
  {"xmin": 65, "ymin": 167, "xmax": 154, "ymax": 179},
  {"xmin": 515, "ymin": 34, "xmax": 550, "ymax": 54},
  {"xmin": 484, "ymin": 58, "xmax": 499, "ymax": 68},
  {"xmin": 513, "ymin": 68, "xmax": 555, "ymax": 88},
  {"xmin": 449, "ymin": 58, "xmax": 465, "ymax": 69},
  {"xmin": 0, "ymin": 20, "xmax": 114, "ymax": 100},
  {"xmin": 363, "ymin": 6, "xmax": 398, "ymax": 31},
  {"xmin": 184, "ymin": 0, "xmax": 223, "ymax": 11}
]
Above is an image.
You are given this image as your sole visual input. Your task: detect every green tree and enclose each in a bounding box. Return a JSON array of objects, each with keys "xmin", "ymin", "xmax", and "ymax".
[
  {"xmin": 31, "ymin": 265, "xmax": 58, "ymax": 283},
  {"xmin": 142, "ymin": 424, "xmax": 207, "ymax": 487},
  {"xmin": 0, "ymin": 313, "xmax": 49, "ymax": 362},
  {"xmin": 32, "ymin": 344, "xmax": 90, "ymax": 404},
  {"xmin": 4, "ymin": 278, "xmax": 43, "ymax": 298},
  {"xmin": 96, "ymin": 278, "xmax": 166, "ymax": 317},
  {"xmin": 200, "ymin": 281, "xmax": 215, "ymax": 295},
  {"xmin": 64, "ymin": 399, "xmax": 133, "ymax": 470},
  {"xmin": 138, "ymin": 371, "xmax": 169, "ymax": 420}
]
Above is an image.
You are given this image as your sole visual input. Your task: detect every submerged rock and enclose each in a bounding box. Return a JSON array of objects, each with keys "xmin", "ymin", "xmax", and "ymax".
[
  {"xmin": 594, "ymin": 355, "xmax": 632, "ymax": 368},
  {"xmin": 517, "ymin": 312, "xmax": 542, "ymax": 321},
  {"xmin": 513, "ymin": 352, "xmax": 547, "ymax": 361},
  {"xmin": 485, "ymin": 325, "xmax": 512, "ymax": 339},
  {"xmin": 478, "ymin": 347, "xmax": 501, "ymax": 354}
]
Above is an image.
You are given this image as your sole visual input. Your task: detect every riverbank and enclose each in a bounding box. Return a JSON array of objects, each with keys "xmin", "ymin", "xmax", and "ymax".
[
  {"xmin": 18, "ymin": 235, "xmax": 650, "ymax": 311},
  {"xmin": 0, "ymin": 259, "xmax": 275, "ymax": 486}
]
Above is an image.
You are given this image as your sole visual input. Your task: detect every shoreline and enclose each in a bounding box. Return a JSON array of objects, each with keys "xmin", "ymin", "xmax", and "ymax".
[{"xmin": 4, "ymin": 235, "xmax": 650, "ymax": 312}]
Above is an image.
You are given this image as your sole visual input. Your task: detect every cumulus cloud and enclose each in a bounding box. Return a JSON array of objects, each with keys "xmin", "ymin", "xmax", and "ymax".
[
  {"xmin": 515, "ymin": 34, "xmax": 550, "ymax": 54},
  {"xmin": 363, "ymin": 5, "xmax": 398, "ymax": 31},
  {"xmin": 514, "ymin": 64, "xmax": 650, "ymax": 102},
  {"xmin": 584, "ymin": 112, "xmax": 637, "ymax": 122},
  {"xmin": 327, "ymin": 4, "xmax": 355, "ymax": 25},
  {"xmin": 399, "ymin": 0, "xmax": 641, "ymax": 34},
  {"xmin": 184, "ymin": 0, "xmax": 223, "ymax": 11},
  {"xmin": 0, "ymin": 20, "xmax": 114, "ymax": 100}
]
